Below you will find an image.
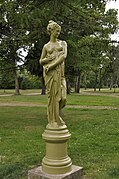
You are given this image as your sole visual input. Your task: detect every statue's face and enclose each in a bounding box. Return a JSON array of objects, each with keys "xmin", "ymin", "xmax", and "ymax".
[{"xmin": 52, "ymin": 28, "xmax": 60, "ymax": 38}]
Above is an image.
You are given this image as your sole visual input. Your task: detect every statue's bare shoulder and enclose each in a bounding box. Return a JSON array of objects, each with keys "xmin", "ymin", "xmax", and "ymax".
[
  {"xmin": 43, "ymin": 42, "xmax": 50, "ymax": 50},
  {"xmin": 58, "ymin": 40, "xmax": 67, "ymax": 47}
]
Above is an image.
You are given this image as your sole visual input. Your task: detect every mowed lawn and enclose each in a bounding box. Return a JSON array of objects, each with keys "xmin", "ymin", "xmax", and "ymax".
[
  {"xmin": 1, "ymin": 92, "xmax": 119, "ymax": 108},
  {"xmin": 0, "ymin": 92, "xmax": 119, "ymax": 178}
]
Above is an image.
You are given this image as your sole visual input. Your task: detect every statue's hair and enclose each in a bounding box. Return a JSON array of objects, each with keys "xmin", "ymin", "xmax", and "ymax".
[{"xmin": 47, "ymin": 20, "xmax": 61, "ymax": 35}]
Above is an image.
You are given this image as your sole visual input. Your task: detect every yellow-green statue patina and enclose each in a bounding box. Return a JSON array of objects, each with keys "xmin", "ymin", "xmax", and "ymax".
[{"xmin": 40, "ymin": 20, "xmax": 67, "ymax": 126}]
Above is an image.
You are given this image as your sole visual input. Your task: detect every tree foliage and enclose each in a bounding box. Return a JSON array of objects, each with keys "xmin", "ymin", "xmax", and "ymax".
[{"xmin": 0, "ymin": 0, "xmax": 118, "ymax": 92}]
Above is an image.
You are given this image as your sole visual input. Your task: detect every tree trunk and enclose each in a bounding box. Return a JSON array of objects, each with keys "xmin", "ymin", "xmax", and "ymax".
[
  {"xmin": 94, "ymin": 72, "xmax": 98, "ymax": 92},
  {"xmin": 99, "ymin": 68, "xmax": 101, "ymax": 91},
  {"xmin": 4, "ymin": 88, "xmax": 6, "ymax": 93},
  {"xmin": 74, "ymin": 75, "xmax": 81, "ymax": 93},
  {"xmin": 109, "ymin": 76, "xmax": 112, "ymax": 90},
  {"xmin": 15, "ymin": 71, "xmax": 20, "ymax": 95},
  {"xmin": 66, "ymin": 78, "xmax": 70, "ymax": 94},
  {"xmin": 41, "ymin": 75, "xmax": 46, "ymax": 95}
]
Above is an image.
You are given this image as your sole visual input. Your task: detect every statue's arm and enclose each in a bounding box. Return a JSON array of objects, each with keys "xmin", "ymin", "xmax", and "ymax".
[
  {"xmin": 39, "ymin": 45, "xmax": 49, "ymax": 65},
  {"xmin": 46, "ymin": 41, "xmax": 67, "ymax": 72},
  {"xmin": 48, "ymin": 54, "xmax": 64, "ymax": 71},
  {"xmin": 62, "ymin": 41, "xmax": 67, "ymax": 58},
  {"xmin": 54, "ymin": 41, "xmax": 67, "ymax": 65}
]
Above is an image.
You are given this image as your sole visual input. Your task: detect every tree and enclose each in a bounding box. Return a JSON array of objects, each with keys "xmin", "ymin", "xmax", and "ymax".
[
  {"xmin": 105, "ymin": 42, "xmax": 119, "ymax": 88},
  {"xmin": 64, "ymin": 0, "xmax": 118, "ymax": 92},
  {"xmin": 0, "ymin": 0, "xmax": 118, "ymax": 94},
  {"xmin": 0, "ymin": 0, "xmax": 29, "ymax": 94},
  {"xmin": 24, "ymin": 0, "xmax": 118, "ymax": 93},
  {"xmin": 0, "ymin": 57, "xmax": 15, "ymax": 91},
  {"xmin": 0, "ymin": 0, "xmax": 54, "ymax": 93},
  {"xmin": 25, "ymin": 41, "xmax": 46, "ymax": 94}
]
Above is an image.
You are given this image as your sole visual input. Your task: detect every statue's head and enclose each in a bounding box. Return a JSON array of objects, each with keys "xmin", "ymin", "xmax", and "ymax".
[{"xmin": 47, "ymin": 20, "xmax": 61, "ymax": 36}]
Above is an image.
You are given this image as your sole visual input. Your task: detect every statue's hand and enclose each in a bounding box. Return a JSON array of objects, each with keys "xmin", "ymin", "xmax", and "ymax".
[
  {"xmin": 59, "ymin": 51, "xmax": 64, "ymax": 56},
  {"xmin": 45, "ymin": 63, "xmax": 54, "ymax": 74},
  {"xmin": 45, "ymin": 66, "xmax": 49, "ymax": 74},
  {"xmin": 50, "ymin": 54, "xmax": 56, "ymax": 60},
  {"xmin": 46, "ymin": 54, "xmax": 56, "ymax": 63}
]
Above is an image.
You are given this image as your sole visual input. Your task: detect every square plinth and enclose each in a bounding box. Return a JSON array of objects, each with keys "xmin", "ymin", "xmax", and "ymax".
[{"xmin": 28, "ymin": 165, "xmax": 83, "ymax": 179}]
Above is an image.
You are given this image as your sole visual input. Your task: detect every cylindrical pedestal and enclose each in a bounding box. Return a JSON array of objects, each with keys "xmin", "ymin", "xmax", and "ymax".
[{"xmin": 42, "ymin": 123, "xmax": 72, "ymax": 174}]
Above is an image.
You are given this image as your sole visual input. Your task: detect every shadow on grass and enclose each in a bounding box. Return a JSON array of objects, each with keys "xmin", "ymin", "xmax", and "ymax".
[{"xmin": 108, "ymin": 166, "xmax": 119, "ymax": 178}]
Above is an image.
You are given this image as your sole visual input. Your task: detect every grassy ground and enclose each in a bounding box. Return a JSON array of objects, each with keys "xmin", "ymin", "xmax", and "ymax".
[
  {"xmin": 1, "ymin": 88, "xmax": 119, "ymax": 94},
  {"xmin": 0, "ymin": 90, "xmax": 119, "ymax": 178},
  {"xmin": 0, "ymin": 106, "xmax": 46, "ymax": 179},
  {"xmin": 0, "ymin": 89, "xmax": 41, "ymax": 95},
  {"xmin": 0, "ymin": 92, "xmax": 119, "ymax": 108}
]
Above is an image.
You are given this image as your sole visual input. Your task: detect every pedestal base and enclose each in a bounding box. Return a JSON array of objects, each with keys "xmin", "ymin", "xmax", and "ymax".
[
  {"xmin": 42, "ymin": 124, "xmax": 72, "ymax": 174},
  {"xmin": 28, "ymin": 165, "xmax": 83, "ymax": 179}
]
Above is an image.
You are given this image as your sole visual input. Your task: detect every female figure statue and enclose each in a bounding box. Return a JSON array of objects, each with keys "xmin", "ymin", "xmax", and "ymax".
[{"xmin": 40, "ymin": 20, "xmax": 67, "ymax": 127}]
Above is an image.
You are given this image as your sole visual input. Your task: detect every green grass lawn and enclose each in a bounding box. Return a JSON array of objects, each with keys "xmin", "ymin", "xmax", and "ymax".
[
  {"xmin": 0, "ymin": 89, "xmax": 41, "ymax": 95},
  {"xmin": 0, "ymin": 106, "xmax": 47, "ymax": 179},
  {"xmin": 1, "ymin": 88, "xmax": 119, "ymax": 95},
  {"xmin": 0, "ymin": 90, "xmax": 119, "ymax": 178},
  {"xmin": 67, "ymin": 93, "xmax": 119, "ymax": 107},
  {"xmin": 0, "ymin": 105, "xmax": 119, "ymax": 178},
  {"xmin": 0, "ymin": 92, "xmax": 119, "ymax": 108}
]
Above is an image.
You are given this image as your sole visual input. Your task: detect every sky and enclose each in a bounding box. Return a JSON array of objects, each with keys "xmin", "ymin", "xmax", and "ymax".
[{"xmin": 106, "ymin": 0, "xmax": 119, "ymax": 41}]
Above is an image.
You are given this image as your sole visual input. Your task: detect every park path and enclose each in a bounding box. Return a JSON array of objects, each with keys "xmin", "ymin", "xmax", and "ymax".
[
  {"xmin": 0, "ymin": 102, "xmax": 119, "ymax": 110},
  {"xmin": 0, "ymin": 92, "xmax": 119, "ymax": 110}
]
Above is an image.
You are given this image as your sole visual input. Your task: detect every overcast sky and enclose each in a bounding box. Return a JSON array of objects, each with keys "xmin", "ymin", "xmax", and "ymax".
[{"xmin": 106, "ymin": 0, "xmax": 119, "ymax": 41}]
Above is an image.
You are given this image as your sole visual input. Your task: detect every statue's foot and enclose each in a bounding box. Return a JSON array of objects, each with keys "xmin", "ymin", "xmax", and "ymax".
[{"xmin": 48, "ymin": 122, "xmax": 58, "ymax": 128}]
